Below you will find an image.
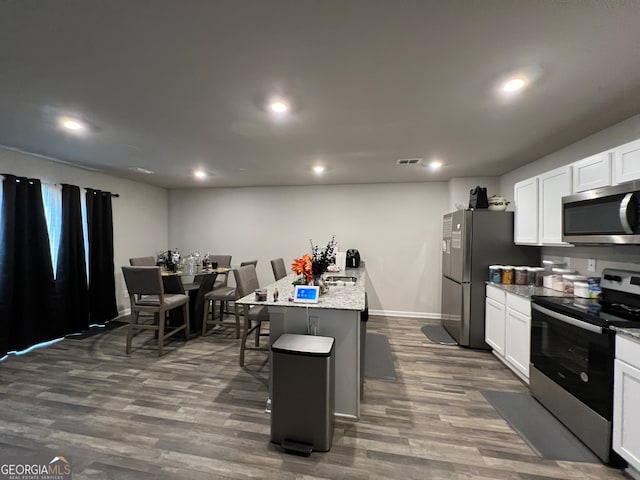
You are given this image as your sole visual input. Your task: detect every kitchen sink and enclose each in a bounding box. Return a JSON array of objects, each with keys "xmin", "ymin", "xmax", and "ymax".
[{"xmin": 324, "ymin": 276, "xmax": 357, "ymax": 286}]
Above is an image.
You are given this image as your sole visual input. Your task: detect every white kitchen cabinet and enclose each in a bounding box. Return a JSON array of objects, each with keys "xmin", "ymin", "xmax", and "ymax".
[
  {"xmin": 484, "ymin": 286, "xmax": 531, "ymax": 383},
  {"xmin": 613, "ymin": 333, "xmax": 640, "ymax": 478},
  {"xmin": 485, "ymin": 285, "xmax": 506, "ymax": 355},
  {"xmin": 514, "ymin": 177, "xmax": 539, "ymax": 244},
  {"xmin": 572, "ymin": 152, "xmax": 612, "ymax": 192},
  {"xmin": 505, "ymin": 305, "xmax": 530, "ymax": 379},
  {"xmin": 613, "ymin": 138, "xmax": 640, "ymax": 185},
  {"xmin": 538, "ymin": 166, "xmax": 572, "ymax": 245}
]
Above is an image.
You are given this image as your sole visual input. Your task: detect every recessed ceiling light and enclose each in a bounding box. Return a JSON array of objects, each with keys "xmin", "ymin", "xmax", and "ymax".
[
  {"xmin": 429, "ymin": 160, "xmax": 443, "ymax": 170},
  {"xmin": 312, "ymin": 165, "xmax": 325, "ymax": 175},
  {"xmin": 269, "ymin": 98, "xmax": 289, "ymax": 114},
  {"xmin": 502, "ymin": 77, "xmax": 527, "ymax": 93},
  {"xmin": 58, "ymin": 116, "xmax": 87, "ymax": 132},
  {"xmin": 194, "ymin": 170, "xmax": 208, "ymax": 179}
]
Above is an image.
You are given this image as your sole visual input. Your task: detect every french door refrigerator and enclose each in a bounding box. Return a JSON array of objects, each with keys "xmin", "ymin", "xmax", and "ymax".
[{"xmin": 441, "ymin": 210, "xmax": 539, "ymax": 348}]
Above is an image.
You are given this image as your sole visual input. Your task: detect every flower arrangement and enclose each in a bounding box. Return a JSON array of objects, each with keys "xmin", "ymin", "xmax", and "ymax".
[
  {"xmin": 291, "ymin": 254, "xmax": 313, "ymax": 284},
  {"xmin": 291, "ymin": 236, "xmax": 337, "ymax": 285}
]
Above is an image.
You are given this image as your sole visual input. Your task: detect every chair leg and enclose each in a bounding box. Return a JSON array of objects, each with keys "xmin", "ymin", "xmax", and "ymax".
[
  {"xmin": 202, "ymin": 299, "xmax": 210, "ymax": 336},
  {"xmin": 126, "ymin": 310, "xmax": 139, "ymax": 354},
  {"xmin": 219, "ymin": 300, "xmax": 225, "ymax": 321},
  {"xmin": 157, "ymin": 312, "xmax": 164, "ymax": 356},
  {"xmin": 234, "ymin": 304, "xmax": 240, "ymax": 339},
  {"xmin": 255, "ymin": 322, "xmax": 261, "ymax": 347},
  {"xmin": 184, "ymin": 303, "xmax": 190, "ymax": 338}
]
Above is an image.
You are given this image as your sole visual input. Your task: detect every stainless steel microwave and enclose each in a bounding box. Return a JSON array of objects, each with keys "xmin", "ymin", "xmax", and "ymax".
[{"xmin": 562, "ymin": 180, "xmax": 640, "ymax": 244}]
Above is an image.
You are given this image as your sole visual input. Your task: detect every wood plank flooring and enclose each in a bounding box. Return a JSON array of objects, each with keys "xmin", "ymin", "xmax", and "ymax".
[{"xmin": 0, "ymin": 315, "xmax": 628, "ymax": 479}]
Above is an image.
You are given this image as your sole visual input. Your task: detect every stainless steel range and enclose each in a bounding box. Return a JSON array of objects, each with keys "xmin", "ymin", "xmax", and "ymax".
[{"xmin": 531, "ymin": 268, "xmax": 640, "ymax": 466}]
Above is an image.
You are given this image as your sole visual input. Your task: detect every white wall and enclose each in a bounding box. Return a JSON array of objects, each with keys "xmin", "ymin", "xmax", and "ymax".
[
  {"xmin": 169, "ymin": 183, "xmax": 449, "ymax": 317},
  {"xmin": 1, "ymin": 147, "xmax": 170, "ymax": 313}
]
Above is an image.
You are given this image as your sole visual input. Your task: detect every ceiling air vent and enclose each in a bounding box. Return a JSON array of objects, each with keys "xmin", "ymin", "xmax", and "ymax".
[{"xmin": 396, "ymin": 158, "xmax": 423, "ymax": 166}]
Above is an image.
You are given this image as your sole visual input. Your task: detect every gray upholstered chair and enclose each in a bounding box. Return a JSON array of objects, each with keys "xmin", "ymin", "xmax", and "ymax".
[
  {"xmin": 240, "ymin": 259, "xmax": 257, "ymax": 268},
  {"xmin": 209, "ymin": 254, "xmax": 232, "ymax": 288},
  {"xmin": 121, "ymin": 266, "xmax": 190, "ymax": 356},
  {"xmin": 202, "ymin": 278, "xmax": 240, "ymax": 338},
  {"xmin": 234, "ymin": 264, "xmax": 270, "ymax": 366},
  {"xmin": 129, "ymin": 256, "xmax": 156, "ymax": 266},
  {"xmin": 270, "ymin": 258, "xmax": 287, "ymax": 281}
]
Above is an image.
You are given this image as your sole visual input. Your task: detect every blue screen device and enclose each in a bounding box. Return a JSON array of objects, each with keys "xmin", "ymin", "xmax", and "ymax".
[{"xmin": 293, "ymin": 285, "xmax": 320, "ymax": 303}]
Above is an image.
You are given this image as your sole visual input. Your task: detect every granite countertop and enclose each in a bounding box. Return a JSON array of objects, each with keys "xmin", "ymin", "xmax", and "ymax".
[
  {"xmin": 612, "ymin": 327, "xmax": 640, "ymax": 341},
  {"xmin": 486, "ymin": 282, "xmax": 569, "ymax": 299},
  {"xmin": 236, "ymin": 267, "xmax": 366, "ymax": 311}
]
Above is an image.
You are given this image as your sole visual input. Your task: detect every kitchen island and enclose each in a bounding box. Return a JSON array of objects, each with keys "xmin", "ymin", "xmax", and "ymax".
[{"xmin": 236, "ymin": 268, "xmax": 367, "ymax": 419}]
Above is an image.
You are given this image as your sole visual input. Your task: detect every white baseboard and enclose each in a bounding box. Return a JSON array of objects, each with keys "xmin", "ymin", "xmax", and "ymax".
[{"xmin": 368, "ymin": 309, "xmax": 441, "ymax": 320}]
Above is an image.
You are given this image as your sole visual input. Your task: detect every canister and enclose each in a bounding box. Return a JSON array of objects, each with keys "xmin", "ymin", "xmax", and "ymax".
[
  {"xmin": 562, "ymin": 274, "xmax": 587, "ymax": 295},
  {"xmin": 515, "ymin": 267, "xmax": 529, "ymax": 285},
  {"xmin": 529, "ymin": 267, "xmax": 545, "ymax": 287},
  {"xmin": 549, "ymin": 267, "xmax": 575, "ymax": 291},
  {"xmin": 489, "ymin": 265, "xmax": 502, "ymax": 284},
  {"xmin": 501, "ymin": 266, "xmax": 514, "ymax": 285},
  {"xmin": 574, "ymin": 281, "xmax": 590, "ymax": 298}
]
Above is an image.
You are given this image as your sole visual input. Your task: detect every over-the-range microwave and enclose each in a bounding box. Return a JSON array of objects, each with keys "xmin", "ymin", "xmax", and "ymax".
[{"xmin": 562, "ymin": 180, "xmax": 640, "ymax": 244}]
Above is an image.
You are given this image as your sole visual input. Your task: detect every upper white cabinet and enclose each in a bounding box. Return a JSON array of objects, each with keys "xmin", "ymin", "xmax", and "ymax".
[
  {"xmin": 514, "ymin": 167, "xmax": 570, "ymax": 245},
  {"xmin": 514, "ymin": 177, "xmax": 539, "ymax": 244},
  {"xmin": 613, "ymin": 138, "xmax": 640, "ymax": 185},
  {"xmin": 572, "ymin": 152, "xmax": 612, "ymax": 192},
  {"xmin": 538, "ymin": 166, "xmax": 572, "ymax": 245}
]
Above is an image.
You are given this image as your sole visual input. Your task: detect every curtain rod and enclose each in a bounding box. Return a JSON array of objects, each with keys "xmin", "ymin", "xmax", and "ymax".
[{"xmin": 83, "ymin": 188, "xmax": 119, "ymax": 198}]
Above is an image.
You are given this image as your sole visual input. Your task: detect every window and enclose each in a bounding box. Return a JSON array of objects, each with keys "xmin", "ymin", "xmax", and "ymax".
[{"xmin": 41, "ymin": 183, "xmax": 62, "ymax": 278}]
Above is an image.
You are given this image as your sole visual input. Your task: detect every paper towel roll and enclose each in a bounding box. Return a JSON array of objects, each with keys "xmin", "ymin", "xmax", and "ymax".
[{"xmin": 335, "ymin": 251, "xmax": 347, "ymax": 272}]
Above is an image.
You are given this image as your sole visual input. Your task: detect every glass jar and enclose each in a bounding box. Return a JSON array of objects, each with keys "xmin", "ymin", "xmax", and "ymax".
[
  {"xmin": 515, "ymin": 267, "xmax": 529, "ymax": 285},
  {"xmin": 529, "ymin": 267, "xmax": 545, "ymax": 286},
  {"xmin": 574, "ymin": 281, "xmax": 590, "ymax": 298},
  {"xmin": 563, "ymin": 274, "xmax": 587, "ymax": 295},
  {"xmin": 501, "ymin": 266, "xmax": 514, "ymax": 285},
  {"xmin": 489, "ymin": 265, "xmax": 502, "ymax": 284}
]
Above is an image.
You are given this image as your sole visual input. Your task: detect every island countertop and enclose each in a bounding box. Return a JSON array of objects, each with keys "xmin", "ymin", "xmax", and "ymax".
[{"xmin": 236, "ymin": 267, "xmax": 366, "ymax": 311}]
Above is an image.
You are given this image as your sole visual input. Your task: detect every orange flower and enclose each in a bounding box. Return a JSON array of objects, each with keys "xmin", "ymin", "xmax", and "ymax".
[{"xmin": 291, "ymin": 254, "xmax": 313, "ymax": 283}]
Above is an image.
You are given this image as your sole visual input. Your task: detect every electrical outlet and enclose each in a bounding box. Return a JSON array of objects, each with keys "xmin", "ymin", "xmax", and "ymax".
[{"xmin": 587, "ymin": 259, "xmax": 596, "ymax": 272}]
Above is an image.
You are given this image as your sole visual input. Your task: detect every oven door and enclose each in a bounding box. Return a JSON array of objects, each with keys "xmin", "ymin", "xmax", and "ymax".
[{"xmin": 530, "ymin": 302, "xmax": 615, "ymax": 419}]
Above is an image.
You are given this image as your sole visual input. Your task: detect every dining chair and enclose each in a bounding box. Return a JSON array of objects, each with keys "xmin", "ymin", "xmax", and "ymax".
[
  {"xmin": 121, "ymin": 266, "xmax": 190, "ymax": 356},
  {"xmin": 270, "ymin": 258, "xmax": 287, "ymax": 281},
  {"xmin": 234, "ymin": 264, "xmax": 270, "ymax": 367},
  {"xmin": 202, "ymin": 277, "xmax": 240, "ymax": 338},
  {"xmin": 240, "ymin": 259, "xmax": 258, "ymax": 268},
  {"xmin": 129, "ymin": 256, "xmax": 156, "ymax": 266},
  {"xmin": 209, "ymin": 255, "xmax": 232, "ymax": 288}
]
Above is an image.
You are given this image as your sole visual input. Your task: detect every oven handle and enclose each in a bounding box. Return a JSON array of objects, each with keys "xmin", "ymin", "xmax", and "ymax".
[{"xmin": 532, "ymin": 303, "xmax": 604, "ymax": 334}]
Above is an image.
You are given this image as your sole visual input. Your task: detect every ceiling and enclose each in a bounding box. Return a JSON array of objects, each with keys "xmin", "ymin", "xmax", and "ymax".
[{"xmin": 2, "ymin": 0, "xmax": 640, "ymax": 189}]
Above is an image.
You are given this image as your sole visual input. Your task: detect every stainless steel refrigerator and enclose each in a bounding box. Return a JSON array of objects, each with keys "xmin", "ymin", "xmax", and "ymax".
[{"xmin": 441, "ymin": 210, "xmax": 539, "ymax": 349}]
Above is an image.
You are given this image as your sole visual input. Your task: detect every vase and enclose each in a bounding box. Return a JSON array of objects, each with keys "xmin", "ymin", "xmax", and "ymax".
[{"xmin": 312, "ymin": 274, "xmax": 328, "ymax": 294}]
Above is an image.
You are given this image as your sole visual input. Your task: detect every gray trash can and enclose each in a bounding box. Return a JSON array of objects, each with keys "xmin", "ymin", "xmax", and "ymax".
[{"xmin": 270, "ymin": 333, "xmax": 335, "ymax": 453}]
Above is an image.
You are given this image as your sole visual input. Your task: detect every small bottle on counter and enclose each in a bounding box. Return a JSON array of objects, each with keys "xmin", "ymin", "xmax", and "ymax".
[{"xmin": 273, "ymin": 287, "xmax": 279, "ymax": 302}]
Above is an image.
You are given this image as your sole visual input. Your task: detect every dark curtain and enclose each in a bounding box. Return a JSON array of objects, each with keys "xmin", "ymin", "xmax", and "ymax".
[
  {"xmin": 56, "ymin": 184, "xmax": 89, "ymax": 334},
  {"xmin": 0, "ymin": 175, "xmax": 58, "ymax": 356},
  {"xmin": 86, "ymin": 188, "xmax": 118, "ymax": 324}
]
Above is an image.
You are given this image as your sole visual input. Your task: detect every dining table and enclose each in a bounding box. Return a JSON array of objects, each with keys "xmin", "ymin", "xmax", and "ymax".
[{"xmin": 162, "ymin": 266, "xmax": 232, "ymax": 337}]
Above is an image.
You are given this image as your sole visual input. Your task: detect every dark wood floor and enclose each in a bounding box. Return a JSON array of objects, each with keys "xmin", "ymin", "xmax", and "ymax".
[{"xmin": 0, "ymin": 315, "xmax": 628, "ymax": 479}]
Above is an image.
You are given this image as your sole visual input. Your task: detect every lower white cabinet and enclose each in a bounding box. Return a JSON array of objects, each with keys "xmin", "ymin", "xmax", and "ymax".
[
  {"xmin": 485, "ymin": 285, "xmax": 531, "ymax": 383},
  {"xmin": 613, "ymin": 333, "xmax": 640, "ymax": 477}
]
